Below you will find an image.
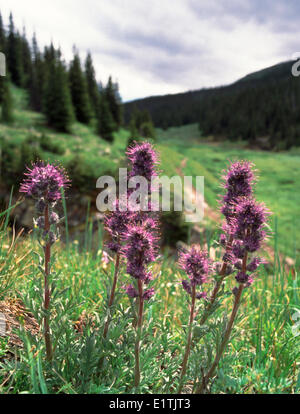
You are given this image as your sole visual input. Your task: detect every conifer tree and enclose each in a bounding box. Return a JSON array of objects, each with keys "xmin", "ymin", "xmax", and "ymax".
[
  {"xmin": 20, "ymin": 28, "xmax": 33, "ymax": 89},
  {"xmin": 29, "ymin": 33, "xmax": 45, "ymax": 111},
  {"xmin": 104, "ymin": 76, "xmax": 122, "ymax": 128},
  {"xmin": 69, "ymin": 50, "xmax": 92, "ymax": 124},
  {"xmin": 97, "ymin": 95, "xmax": 116, "ymax": 142},
  {"xmin": 6, "ymin": 13, "xmax": 23, "ymax": 86},
  {"xmin": 0, "ymin": 12, "xmax": 6, "ymax": 52},
  {"xmin": 128, "ymin": 107, "xmax": 156, "ymax": 145},
  {"xmin": 43, "ymin": 55, "xmax": 74, "ymax": 132},
  {"xmin": 0, "ymin": 12, "xmax": 6, "ymax": 107},
  {"xmin": 84, "ymin": 52, "xmax": 100, "ymax": 116}
]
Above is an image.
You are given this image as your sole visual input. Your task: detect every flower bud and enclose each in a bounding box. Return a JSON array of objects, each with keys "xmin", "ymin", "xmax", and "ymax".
[{"xmin": 50, "ymin": 212, "xmax": 59, "ymax": 225}]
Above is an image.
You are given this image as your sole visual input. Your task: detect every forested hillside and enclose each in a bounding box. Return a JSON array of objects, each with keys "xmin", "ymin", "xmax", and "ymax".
[
  {"xmin": 0, "ymin": 12, "xmax": 122, "ymax": 140},
  {"xmin": 124, "ymin": 61, "xmax": 300, "ymax": 149}
]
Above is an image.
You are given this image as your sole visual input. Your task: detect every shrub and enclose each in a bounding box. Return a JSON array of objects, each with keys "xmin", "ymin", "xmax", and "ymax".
[{"xmin": 40, "ymin": 133, "xmax": 65, "ymax": 155}]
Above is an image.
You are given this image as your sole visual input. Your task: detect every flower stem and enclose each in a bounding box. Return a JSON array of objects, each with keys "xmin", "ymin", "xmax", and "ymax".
[
  {"xmin": 178, "ymin": 284, "xmax": 196, "ymax": 394},
  {"xmin": 134, "ymin": 279, "xmax": 144, "ymax": 389},
  {"xmin": 197, "ymin": 251, "xmax": 248, "ymax": 393},
  {"xmin": 200, "ymin": 235, "xmax": 233, "ymax": 326},
  {"xmin": 103, "ymin": 253, "xmax": 120, "ymax": 338},
  {"xmin": 44, "ymin": 203, "xmax": 53, "ymax": 361}
]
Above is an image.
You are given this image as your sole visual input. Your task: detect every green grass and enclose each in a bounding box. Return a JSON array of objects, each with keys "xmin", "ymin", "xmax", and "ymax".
[{"xmin": 0, "ymin": 219, "xmax": 299, "ymax": 394}]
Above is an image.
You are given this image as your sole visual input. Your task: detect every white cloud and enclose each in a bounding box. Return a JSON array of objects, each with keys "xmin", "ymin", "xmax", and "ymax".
[{"xmin": 0, "ymin": 0, "xmax": 297, "ymax": 101}]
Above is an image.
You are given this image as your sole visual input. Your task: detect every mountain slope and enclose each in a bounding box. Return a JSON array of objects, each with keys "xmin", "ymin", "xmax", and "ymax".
[{"xmin": 124, "ymin": 60, "xmax": 300, "ymax": 149}]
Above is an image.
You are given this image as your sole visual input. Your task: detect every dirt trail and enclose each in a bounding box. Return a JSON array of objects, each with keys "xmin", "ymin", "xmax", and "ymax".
[{"xmin": 176, "ymin": 158, "xmax": 221, "ymax": 222}]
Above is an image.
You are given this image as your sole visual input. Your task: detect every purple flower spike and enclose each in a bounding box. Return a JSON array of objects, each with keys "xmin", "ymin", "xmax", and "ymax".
[
  {"xmin": 232, "ymin": 198, "xmax": 270, "ymax": 253},
  {"xmin": 20, "ymin": 161, "xmax": 69, "ymax": 202},
  {"xmin": 125, "ymin": 284, "xmax": 139, "ymax": 298},
  {"xmin": 143, "ymin": 288, "xmax": 155, "ymax": 300},
  {"xmin": 179, "ymin": 245, "xmax": 212, "ymax": 287},
  {"xmin": 222, "ymin": 160, "xmax": 255, "ymax": 202},
  {"xmin": 126, "ymin": 141, "xmax": 159, "ymax": 183},
  {"xmin": 247, "ymin": 257, "xmax": 265, "ymax": 272},
  {"xmin": 220, "ymin": 160, "xmax": 256, "ymax": 224},
  {"xmin": 123, "ymin": 225, "xmax": 158, "ymax": 272},
  {"xmin": 19, "ymin": 161, "xmax": 70, "ymax": 361},
  {"xmin": 235, "ymin": 271, "xmax": 250, "ymax": 284},
  {"xmin": 232, "ymin": 240, "xmax": 245, "ymax": 259},
  {"xmin": 123, "ymin": 224, "xmax": 158, "ymax": 299},
  {"xmin": 105, "ymin": 198, "xmax": 136, "ymax": 253}
]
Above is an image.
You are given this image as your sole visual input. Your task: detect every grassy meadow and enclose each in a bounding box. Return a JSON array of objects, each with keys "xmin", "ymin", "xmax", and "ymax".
[
  {"xmin": 1, "ymin": 86, "xmax": 299, "ymax": 261},
  {"xmin": 0, "ymin": 209, "xmax": 299, "ymax": 393},
  {"xmin": 0, "ymin": 86, "xmax": 299, "ymax": 394}
]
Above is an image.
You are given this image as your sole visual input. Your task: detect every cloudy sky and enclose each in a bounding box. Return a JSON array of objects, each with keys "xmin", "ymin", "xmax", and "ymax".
[{"xmin": 0, "ymin": 0, "xmax": 298, "ymax": 101}]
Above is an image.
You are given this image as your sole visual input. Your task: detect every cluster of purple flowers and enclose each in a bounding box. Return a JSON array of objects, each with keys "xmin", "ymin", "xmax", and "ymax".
[
  {"xmin": 231, "ymin": 198, "xmax": 269, "ymax": 285},
  {"xmin": 221, "ymin": 160, "xmax": 255, "ymax": 227},
  {"xmin": 179, "ymin": 160, "xmax": 270, "ymax": 297},
  {"xmin": 124, "ymin": 142, "xmax": 159, "ymax": 300},
  {"xmin": 104, "ymin": 197, "xmax": 137, "ymax": 253},
  {"xmin": 126, "ymin": 142, "xmax": 159, "ymax": 183},
  {"xmin": 20, "ymin": 161, "xmax": 69, "ymax": 203},
  {"xmin": 104, "ymin": 141, "xmax": 160, "ymax": 301},
  {"xmin": 123, "ymin": 225, "xmax": 157, "ymax": 300},
  {"xmin": 20, "ymin": 161, "xmax": 69, "ymax": 244},
  {"xmin": 220, "ymin": 161, "xmax": 269, "ymax": 287},
  {"xmin": 179, "ymin": 245, "xmax": 212, "ymax": 300},
  {"xmin": 20, "ymin": 161, "xmax": 69, "ymax": 361}
]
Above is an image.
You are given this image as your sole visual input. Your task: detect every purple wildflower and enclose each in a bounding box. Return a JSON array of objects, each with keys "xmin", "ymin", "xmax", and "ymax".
[
  {"xmin": 177, "ymin": 246, "xmax": 211, "ymax": 392},
  {"xmin": 19, "ymin": 161, "xmax": 70, "ymax": 361},
  {"xmin": 222, "ymin": 251, "xmax": 234, "ymax": 263},
  {"xmin": 232, "ymin": 239, "xmax": 245, "ymax": 259},
  {"xmin": 122, "ymin": 224, "xmax": 158, "ymax": 299},
  {"xmin": 178, "ymin": 245, "xmax": 211, "ymax": 301},
  {"xmin": 247, "ymin": 257, "xmax": 265, "ymax": 272},
  {"xmin": 222, "ymin": 160, "xmax": 255, "ymax": 203},
  {"xmin": 142, "ymin": 217, "xmax": 158, "ymax": 232},
  {"xmin": 233, "ymin": 259, "xmax": 243, "ymax": 270},
  {"xmin": 104, "ymin": 197, "xmax": 137, "ymax": 253},
  {"xmin": 220, "ymin": 160, "xmax": 256, "ymax": 228},
  {"xmin": 126, "ymin": 141, "xmax": 159, "ymax": 183},
  {"xmin": 229, "ymin": 199, "xmax": 270, "ymax": 287},
  {"xmin": 179, "ymin": 245, "xmax": 212, "ymax": 286},
  {"xmin": 143, "ymin": 288, "xmax": 155, "ymax": 301},
  {"xmin": 123, "ymin": 225, "xmax": 157, "ymax": 264},
  {"xmin": 125, "ymin": 284, "xmax": 139, "ymax": 298},
  {"xmin": 126, "ymin": 141, "xmax": 160, "ymax": 218},
  {"xmin": 235, "ymin": 271, "xmax": 254, "ymax": 286},
  {"xmin": 235, "ymin": 271, "xmax": 250, "ymax": 284},
  {"xmin": 232, "ymin": 198, "xmax": 270, "ymax": 253},
  {"xmin": 20, "ymin": 161, "xmax": 69, "ymax": 202}
]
